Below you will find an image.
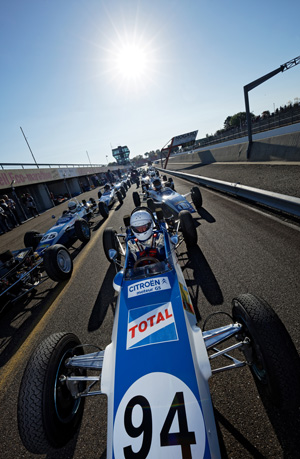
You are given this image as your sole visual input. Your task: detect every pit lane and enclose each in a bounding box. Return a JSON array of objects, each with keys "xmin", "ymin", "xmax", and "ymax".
[{"xmin": 0, "ymin": 178, "xmax": 299, "ymax": 458}]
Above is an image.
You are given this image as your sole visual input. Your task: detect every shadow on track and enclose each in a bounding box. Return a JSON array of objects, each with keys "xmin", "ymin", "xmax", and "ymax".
[
  {"xmin": 178, "ymin": 245, "xmax": 223, "ymax": 321},
  {"xmin": 88, "ymin": 264, "xmax": 117, "ymax": 332}
]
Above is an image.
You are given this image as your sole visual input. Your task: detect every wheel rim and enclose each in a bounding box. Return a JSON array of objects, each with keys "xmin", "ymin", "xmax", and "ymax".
[
  {"xmin": 57, "ymin": 250, "xmax": 72, "ymax": 273},
  {"xmin": 54, "ymin": 348, "xmax": 82, "ymax": 423}
]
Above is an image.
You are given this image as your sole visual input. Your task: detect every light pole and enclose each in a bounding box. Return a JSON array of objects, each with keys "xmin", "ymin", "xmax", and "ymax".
[
  {"xmin": 20, "ymin": 127, "xmax": 39, "ymax": 168},
  {"xmin": 63, "ymin": 173, "xmax": 72, "ymax": 198}
]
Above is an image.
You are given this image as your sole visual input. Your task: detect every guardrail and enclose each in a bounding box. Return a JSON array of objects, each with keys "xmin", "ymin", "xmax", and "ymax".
[{"xmin": 161, "ymin": 169, "xmax": 300, "ymax": 218}]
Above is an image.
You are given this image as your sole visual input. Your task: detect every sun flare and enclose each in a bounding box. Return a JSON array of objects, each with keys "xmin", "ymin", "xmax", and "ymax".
[{"xmin": 115, "ymin": 44, "xmax": 147, "ymax": 80}]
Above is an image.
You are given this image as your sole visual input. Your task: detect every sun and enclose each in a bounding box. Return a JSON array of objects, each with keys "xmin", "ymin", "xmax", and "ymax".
[{"xmin": 115, "ymin": 44, "xmax": 147, "ymax": 80}]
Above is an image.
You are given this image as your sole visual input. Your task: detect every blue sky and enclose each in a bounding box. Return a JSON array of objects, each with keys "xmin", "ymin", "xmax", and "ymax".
[{"xmin": 1, "ymin": 0, "xmax": 299, "ymax": 166}]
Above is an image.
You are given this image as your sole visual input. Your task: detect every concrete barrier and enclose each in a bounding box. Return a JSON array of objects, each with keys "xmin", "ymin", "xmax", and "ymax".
[
  {"xmin": 160, "ymin": 168, "xmax": 300, "ymax": 218},
  {"xmin": 167, "ymin": 129, "xmax": 300, "ymax": 165}
]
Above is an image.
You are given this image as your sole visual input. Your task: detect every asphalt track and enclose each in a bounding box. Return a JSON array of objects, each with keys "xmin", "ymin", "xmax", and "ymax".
[{"xmin": 0, "ymin": 174, "xmax": 299, "ymax": 458}]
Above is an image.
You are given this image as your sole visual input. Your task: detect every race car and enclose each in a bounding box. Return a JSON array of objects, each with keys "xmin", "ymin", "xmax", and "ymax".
[
  {"xmin": 133, "ymin": 176, "xmax": 203, "ymax": 218},
  {"xmin": 23, "ymin": 199, "xmax": 92, "ymax": 254},
  {"xmin": 97, "ymin": 183, "xmax": 124, "ymax": 219},
  {"xmin": 17, "ymin": 207, "xmax": 300, "ymax": 457},
  {"xmin": 0, "ymin": 245, "xmax": 73, "ymax": 312}
]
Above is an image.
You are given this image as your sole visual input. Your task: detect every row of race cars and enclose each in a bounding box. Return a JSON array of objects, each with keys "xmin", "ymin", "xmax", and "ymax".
[
  {"xmin": 15, "ymin": 167, "xmax": 300, "ymax": 457},
  {"xmin": 0, "ymin": 169, "xmax": 203, "ymax": 312},
  {"xmin": 0, "ymin": 173, "xmax": 131, "ymax": 312}
]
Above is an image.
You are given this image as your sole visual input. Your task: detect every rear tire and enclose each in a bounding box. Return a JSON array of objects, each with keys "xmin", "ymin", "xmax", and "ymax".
[
  {"xmin": 18, "ymin": 332, "xmax": 85, "ymax": 454},
  {"xmin": 75, "ymin": 218, "xmax": 91, "ymax": 242},
  {"xmin": 232, "ymin": 293, "xmax": 300, "ymax": 412},
  {"xmin": 103, "ymin": 228, "xmax": 120, "ymax": 262},
  {"xmin": 24, "ymin": 231, "xmax": 42, "ymax": 250},
  {"xmin": 43, "ymin": 244, "xmax": 73, "ymax": 282},
  {"xmin": 179, "ymin": 210, "xmax": 197, "ymax": 247},
  {"xmin": 98, "ymin": 201, "xmax": 109, "ymax": 219},
  {"xmin": 132, "ymin": 191, "xmax": 141, "ymax": 207}
]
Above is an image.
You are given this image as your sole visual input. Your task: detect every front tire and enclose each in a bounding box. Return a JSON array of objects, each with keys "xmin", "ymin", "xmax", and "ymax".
[
  {"xmin": 75, "ymin": 218, "xmax": 91, "ymax": 242},
  {"xmin": 132, "ymin": 191, "xmax": 141, "ymax": 207},
  {"xmin": 98, "ymin": 201, "xmax": 109, "ymax": 219},
  {"xmin": 179, "ymin": 210, "xmax": 197, "ymax": 247},
  {"xmin": 232, "ymin": 293, "xmax": 300, "ymax": 412},
  {"xmin": 191, "ymin": 186, "xmax": 202, "ymax": 209},
  {"xmin": 43, "ymin": 244, "xmax": 73, "ymax": 282},
  {"xmin": 18, "ymin": 332, "xmax": 86, "ymax": 454},
  {"xmin": 147, "ymin": 198, "xmax": 155, "ymax": 213},
  {"xmin": 120, "ymin": 186, "xmax": 126, "ymax": 198},
  {"xmin": 116, "ymin": 191, "xmax": 123, "ymax": 204},
  {"xmin": 103, "ymin": 227, "xmax": 120, "ymax": 262}
]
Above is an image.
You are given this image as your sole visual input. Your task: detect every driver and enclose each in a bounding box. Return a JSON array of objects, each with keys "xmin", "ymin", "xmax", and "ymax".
[
  {"xmin": 67, "ymin": 200, "xmax": 79, "ymax": 213},
  {"xmin": 152, "ymin": 178, "xmax": 162, "ymax": 192},
  {"xmin": 103, "ymin": 183, "xmax": 111, "ymax": 192},
  {"xmin": 127, "ymin": 209, "xmax": 165, "ymax": 268}
]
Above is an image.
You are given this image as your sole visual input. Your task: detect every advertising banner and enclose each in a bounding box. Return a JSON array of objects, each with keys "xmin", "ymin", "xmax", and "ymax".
[{"xmin": 172, "ymin": 130, "xmax": 198, "ymax": 147}]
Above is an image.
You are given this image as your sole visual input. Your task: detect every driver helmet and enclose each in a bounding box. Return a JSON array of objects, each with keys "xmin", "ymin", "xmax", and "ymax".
[
  {"xmin": 68, "ymin": 200, "xmax": 77, "ymax": 213},
  {"xmin": 104, "ymin": 183, "xmax": 111, "ymax": 192},
  {"xmin": 153, "ymin": 178, "xmax": 162, "ymax": 191},
  {"xmin": 130, "ymin": 210, "xmax": 154, "ymax": 242},
  {"xmin": 150, "ymin": 170, "xmax": 156, "ymax": 177}
]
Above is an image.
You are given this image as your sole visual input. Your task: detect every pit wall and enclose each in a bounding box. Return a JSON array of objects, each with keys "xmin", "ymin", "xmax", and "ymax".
[{"xmin": 167, "ymin": 131, "xmax": 300, "ymax": 166}]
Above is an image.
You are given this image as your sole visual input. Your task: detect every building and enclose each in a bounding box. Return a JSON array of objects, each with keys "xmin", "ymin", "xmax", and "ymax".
[{"xmin": 112, "ymin": 146, "xmax": 130, "ymax": 165}]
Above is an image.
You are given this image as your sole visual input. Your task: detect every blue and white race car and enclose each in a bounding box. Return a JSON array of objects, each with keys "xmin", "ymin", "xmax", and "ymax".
[
  {"xmin": 17, "ymin": 207, "xmax": 300, "ymax": 457},
  {"xmin": 98, "ymin": 184, "xmax": 124, "ymax": 219},
  {"xmin": 24, "ymin": 199, "xmax": 92, "ymax": 255},
  {"xmin": 21, "ymin": 199, "xmax": 93, "ymax": 282},
  {"xmin": 133, "ymin": 176, "xmax": 203, "ymax": 218}
]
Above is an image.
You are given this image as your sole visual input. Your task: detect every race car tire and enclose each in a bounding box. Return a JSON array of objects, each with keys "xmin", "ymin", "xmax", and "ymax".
[
  {"xmin": 232, "ymin": 293, "xmax": 300, "ymax": 412},
  {"xmin": 179, "ymin": 210, "xmax": 197, "ymax": 247},
  {"xmin": 117, "ymin": 191, "xmax": 123, "ymax": 204},
  {"xmin": 147, "ymin": 198, "xmax": 156, "ymax": 213},
  {"xmin": 168, "ymin": 178, "xmax": 175, "ymax": 191},
  {"xmin": 132, "ymin": 191, "xmax": 141, "ymax": 207},
  {"xmin": 98, "ymin": 201, "xmax": 109, "ymax": 219},
  {"xmin": 103, "ymin": 227, "xmax": 120, "ymax": 262},
  {"xmin": 18, "ymin": 332, "xmax": 86, "ymax": 454},
  {"xmin": 191, "ymin": 186, "xmax": 203, "ymax": 209},
  {"xmin": 97, "ymin": 190, "xmax": 102, "ymax": 199},
  {"xmin": 24, "ymin": 230, "xmax": 42, "ymax": 250},
  {"xmin": 123, "ymin": 182, "xmax": 128, "ymax": 192},
  {"xmin": 43, "ymin": 244, "xmax": 73, "ymax": 282},
  {"xmin": 120, "ymin": 186, "xmax": 126, "ymax": 198},
  {"xmin": 75, "ymin": 218, "xmax": 91, "ymax": 242},
  {"xmin": 127, "ymin": 180, "xmax": 131, "ymax": 188},
  {"xmin": 163, "ymin": 175, "xmax": 167, "ymax": 181}
]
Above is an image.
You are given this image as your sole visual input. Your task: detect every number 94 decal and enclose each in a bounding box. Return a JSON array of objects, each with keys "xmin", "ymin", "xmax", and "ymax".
[{"xmin": 113, "ymin": 373, "xmax": 206, "ymax": 458}]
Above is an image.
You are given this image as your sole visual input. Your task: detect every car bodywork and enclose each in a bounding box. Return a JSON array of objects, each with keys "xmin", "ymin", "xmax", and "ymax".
[
  {"xmin": 17, "ymin": 207, "xmax": 300, "ymax": 457},
  {"xmin": 33, "ymin": 202, "xmax": 92, "ymax": 254}
]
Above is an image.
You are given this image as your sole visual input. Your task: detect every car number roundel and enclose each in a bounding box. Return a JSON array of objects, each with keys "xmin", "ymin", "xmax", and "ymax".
[{"xmin": 113, "ymin": 372, "xmax": 206, "ymax": 458}]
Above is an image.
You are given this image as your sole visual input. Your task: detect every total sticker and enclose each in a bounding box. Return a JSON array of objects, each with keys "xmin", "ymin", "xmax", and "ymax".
[{"xmin": 113, "ymin": 372, "xmax": 206, "ymax": 458}]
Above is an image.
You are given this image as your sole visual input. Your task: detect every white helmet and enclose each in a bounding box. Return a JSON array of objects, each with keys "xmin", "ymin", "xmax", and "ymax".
[
  {"xmin": 130, "ymin": 210, "xmax": 154, "ymax": 242},
  {"xmin": 68, "ymin": 200, "xmax": 77, "ymax": 213}
]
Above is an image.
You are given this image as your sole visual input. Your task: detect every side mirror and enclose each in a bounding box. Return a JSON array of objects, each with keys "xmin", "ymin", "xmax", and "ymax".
[
  {"xmin": 170, "ymin": 235, "xmax": 178, "ymax": 245},
  {"xmin": 109, "ymin": 249, "xmax": 118, "ymax": 262}
]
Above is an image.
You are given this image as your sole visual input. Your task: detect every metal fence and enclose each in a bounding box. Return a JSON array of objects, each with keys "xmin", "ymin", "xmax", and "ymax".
[{"xmin": 196, "ymin": 105, "xmax": 300, "ymax": 148}]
